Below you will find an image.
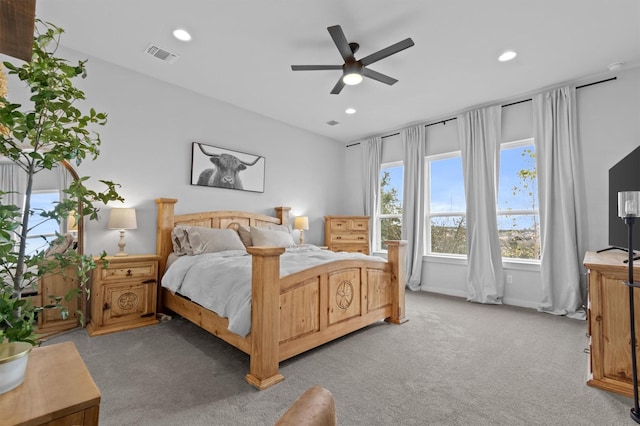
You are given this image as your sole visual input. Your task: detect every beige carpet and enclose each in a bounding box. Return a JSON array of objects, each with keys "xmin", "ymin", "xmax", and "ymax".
[{"xmin": 46, "ymin": 291, "xmax": 632, "ymax": 425}]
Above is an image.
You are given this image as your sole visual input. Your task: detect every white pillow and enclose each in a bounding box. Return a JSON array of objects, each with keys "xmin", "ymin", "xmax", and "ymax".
[
  {"xmin": 238, "ymin": 223, "xmax": 291, "ymax": 247},
  {"xmin": 171, "ymin": 226, "xmax": 246, "ymax": 255},
  {"xmin": 186, "ymin": 227, "xmax": 246, "ymax": 254},
  {"xmin": 249, "ymin": 226, "xmax": 296, "ymax": 248}
]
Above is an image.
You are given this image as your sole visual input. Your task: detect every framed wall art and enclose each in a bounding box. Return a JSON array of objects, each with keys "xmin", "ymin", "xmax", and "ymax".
[{"xmin": 191, "ymin": 142, "xmax": 265, "ymax": 193}]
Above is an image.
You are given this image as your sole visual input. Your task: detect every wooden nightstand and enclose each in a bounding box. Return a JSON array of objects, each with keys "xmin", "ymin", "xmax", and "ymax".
[
  {"xmin": 87, "ymin": 254, "xmax": 160, "ymax": 336},
  {"xmin": 0, "ymin": 341, "xmax": 100, "ymax": 425}
]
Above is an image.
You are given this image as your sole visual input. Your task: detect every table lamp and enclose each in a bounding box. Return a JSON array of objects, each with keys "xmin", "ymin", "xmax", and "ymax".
[
  {"xmin": 108, "ymin": 208, "xmax": 137, "ymax": 256},
  {"xmin": 293, "ymin": 216, "xmax": 309, "ymax": 245},
  {"xmin": 619, "ymin": 191, "xmax": 640, "ymax": 423}
]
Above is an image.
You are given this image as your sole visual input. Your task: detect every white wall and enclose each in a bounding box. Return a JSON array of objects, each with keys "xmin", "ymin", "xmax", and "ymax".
[
  {"xmin": 343, "ymin": 66, "xmax": 640, "ymax": 309},
  {"xmin": 4, "ymin": 47, "xmax": 346, "ymax": 256}
]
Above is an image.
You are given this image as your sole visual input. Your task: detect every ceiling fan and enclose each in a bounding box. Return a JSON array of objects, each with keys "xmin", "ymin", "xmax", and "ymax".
[
  {"xmin": 0, "ymin": 0, "xmax": 36, "ymax": 62},
  {"xmin": 291, "ymin": 25, "xmax": 414, "ymax": 95}
]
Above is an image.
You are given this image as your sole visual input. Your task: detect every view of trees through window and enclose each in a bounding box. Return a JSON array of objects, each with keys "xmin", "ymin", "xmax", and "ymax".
[
  {"xmin": 377, "ymin": 141, "xmax": 539, "ymax": 261},
  {"xmin": 497, "ymin": 141, "xmax": 540, "ymax": 260},
  {"xmin": 25, "ymin": 190, "xmax": 61, "ymax": 255},
  {"xmin": 428, "ymin": 154, "xmax": 467, "ymax": 255},
  {"xmin": 379, "ymin": 165, "xmax": 402, "ymax": 250}
]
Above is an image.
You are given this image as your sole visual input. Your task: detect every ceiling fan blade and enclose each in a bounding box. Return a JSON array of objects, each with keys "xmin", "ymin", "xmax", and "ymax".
[
  {"xmin": 291, "ymin": 65, "xmax": 343, "ymax": 71},
  {"xmin": 0, "ymin": 0, "xmax": 35, "ymax": 62},
  {"xmin": 327, "ymin": 25, "xmax": 354, "ymax": 62},
  {"xmin": 330, "ymin": 77, "xmax": 345, "ymax": 95},
  {"xmin": 360, "ymin": 38, "xmax": 415, "ymax": 67},
  {"xmin": 362, "ymin": 68, "xmax": 398, "ymax": 86}
]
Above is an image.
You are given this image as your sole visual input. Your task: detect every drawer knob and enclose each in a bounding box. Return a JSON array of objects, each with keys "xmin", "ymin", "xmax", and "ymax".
[
  {"xmin": 126, "ymin": 269, "xmax": 133, "ymax": 277},
  {"xmin": 336, "ymin": 236, "xmax": 342, "ymax": 240},
  {"xmin": 104, "ymin": 302, "xmax": 111, "ymax": 311}
]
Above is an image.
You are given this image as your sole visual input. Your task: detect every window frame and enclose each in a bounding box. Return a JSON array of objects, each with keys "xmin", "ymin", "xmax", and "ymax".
[
  {"xmin": 24, "ymin": 189, "xmax": 62, "ymax": 255},
  {"xmin": 425, "ymin": 151, "xmax": 467, "ymax": 258},
  {"xmin": 496, "ymin": 137, "xmax": 540, "ymax": 263},
  {"xmin": 376, "ymin": 161, "xmax": 403, "ymax": 252}
]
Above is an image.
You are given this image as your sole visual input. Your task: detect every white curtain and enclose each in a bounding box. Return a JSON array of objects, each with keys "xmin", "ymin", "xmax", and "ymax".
[
  {"xmin": 402, "ymin": 125, "xmax": 425, "ymax": 290},
  {"xmin": 457, "ymin": 106, "xmax": 504, "ymax": 304},
  {"xmin": 533, "ymin": 86, "xmax": 587, "ymax": 319},
  {"xmin": 0, "ymin": 163, "xmax": 27, "ymax": 241},
  {"xmin": 361, "ymin": 136, "xmax": 382, "ymax": 250}
]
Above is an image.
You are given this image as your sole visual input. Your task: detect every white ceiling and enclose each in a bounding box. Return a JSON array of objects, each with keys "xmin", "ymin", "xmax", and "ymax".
[{"xmin": 35, "ymin": 0, "xmax": 640, "ymax": 144}]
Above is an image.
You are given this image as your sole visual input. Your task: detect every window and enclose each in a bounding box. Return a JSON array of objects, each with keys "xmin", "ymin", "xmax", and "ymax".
[
  {"xmin": 497, "ymin": 139, "xmax": 540, "ymax": 260},
  {"xmin": 24, "ymin": 190, "xmax": 61, "ymax": 255},
  {"xmin": 377, "ymin": 162, "xmax": 403, "ymax": 251},
  {"xmin": 426, "ymin": 152, "xmax": 466, "ymax": 255}
]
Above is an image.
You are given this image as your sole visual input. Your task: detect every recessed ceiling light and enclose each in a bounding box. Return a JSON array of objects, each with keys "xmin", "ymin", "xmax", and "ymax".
[
  {"xmin": 498, "ymin": 50, "xmax": 517, "ymax": 62},
  {"xmin": 173, "ymin": 29, "xmax": 192, "ymax": 42},
  {"xmin": 608, "ymin": 62, "xmax": 624, "ymax": 71},
  {"xmin": 345, "ymin": 107, "xmax": 357, "ymax": 115}
]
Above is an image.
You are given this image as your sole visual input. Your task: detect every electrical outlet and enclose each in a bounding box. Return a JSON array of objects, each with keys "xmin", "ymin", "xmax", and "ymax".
[{"xmin": 506, "ymin": 275, "xmax": 513, "ymax": 284}]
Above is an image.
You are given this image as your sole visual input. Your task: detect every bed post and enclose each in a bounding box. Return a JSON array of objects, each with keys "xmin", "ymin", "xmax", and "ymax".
[
  {"xmin": 386, "ymin": 240, "xmax": 408, "ymax": 324},
  {"xmin": 155, "ymin": 198, "xmax": 177, "ymax": 312},
  {"xmin": 245, "ymin": 246, "xmax": 286, "ymax": 390},
  {"xmin": 275, "ymin": 206, "xmax": 291, "ymax": 227}
]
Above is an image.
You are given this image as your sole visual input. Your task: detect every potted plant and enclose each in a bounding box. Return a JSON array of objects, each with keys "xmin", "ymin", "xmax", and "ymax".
[{"xmin": 0, "ymin": 20, "xmax": 123, "ymax": 393}]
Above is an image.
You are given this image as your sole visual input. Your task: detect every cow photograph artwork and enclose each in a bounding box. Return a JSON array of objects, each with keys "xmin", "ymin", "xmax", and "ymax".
[{"xmin": 191, "ymin": 142, "xmax": 265, "ymax": 193}]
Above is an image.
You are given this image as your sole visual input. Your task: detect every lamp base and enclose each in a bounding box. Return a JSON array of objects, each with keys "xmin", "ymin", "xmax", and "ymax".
[
  {"xmin": 114, "ymin": 252, "xmax": 129, "ymax": 257},
  {"xmin": 631, "ymin": 408, "xmax": 640, "ymax": 424}
]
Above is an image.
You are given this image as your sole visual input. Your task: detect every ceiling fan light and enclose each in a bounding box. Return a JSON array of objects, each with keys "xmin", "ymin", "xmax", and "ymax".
[
  {"xmin": 173, "ymin": 28, "xmax": 192, "ymax": 42},
  {"xmin": 343, "ymin": 72, "xmax": 363, "ymax": 85}
]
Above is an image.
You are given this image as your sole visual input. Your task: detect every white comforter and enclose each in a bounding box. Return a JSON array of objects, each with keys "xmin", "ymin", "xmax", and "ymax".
[{"xmin": 161, "ymin": 245, "xmax": 385, "ymax": 337}]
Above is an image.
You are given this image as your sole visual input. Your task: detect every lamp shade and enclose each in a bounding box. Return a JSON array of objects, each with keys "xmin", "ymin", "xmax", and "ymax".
[
  {"xmin": 618, "ymin": 191, "xmax": 640, "ymax": 218},
  {"xmin": 293, "ymin": 216, "xmax": 309, "ymax": 231},
  {"xmin": 67, "ymin": 211, "xmax": 77, "ymax": 231},
  {"xmin": 108, "ymin": 208, "xmax": 137, "ymax": 230}
]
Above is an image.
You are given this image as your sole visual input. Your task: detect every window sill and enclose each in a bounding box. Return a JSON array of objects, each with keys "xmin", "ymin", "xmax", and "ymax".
[{"xmin": 421, "ymin": 254, "xmax": 540, "ymax": 271}]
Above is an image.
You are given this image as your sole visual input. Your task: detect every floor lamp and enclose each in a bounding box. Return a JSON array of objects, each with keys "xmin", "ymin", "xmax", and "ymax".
[{"xmin": 619, "ymin": 191, "xmax": 640, "ymax": 423}]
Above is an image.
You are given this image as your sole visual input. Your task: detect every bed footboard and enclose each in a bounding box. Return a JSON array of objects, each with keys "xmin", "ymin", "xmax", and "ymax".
[{"xmin": 245, "ymin": 241, "xmax": 407, "ymax": 390}]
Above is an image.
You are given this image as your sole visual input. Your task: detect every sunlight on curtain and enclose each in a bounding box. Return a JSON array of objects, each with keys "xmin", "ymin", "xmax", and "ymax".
[
  {"xmin": 361, "ymin": 137, "xmax": 382, "ymax": 251},
  {"xmin": 533, "ymin": 86, "xmax": 587, "ymax": 319},
  {"xmin": 402, "ymin": 125, "xmax": 425, "ymax": 290},
  {"xmin": 458, "ymin": 106, "xmax": 504, "ymax": 304}
]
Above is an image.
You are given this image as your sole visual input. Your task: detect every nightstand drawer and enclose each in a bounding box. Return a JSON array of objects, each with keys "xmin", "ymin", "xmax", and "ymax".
[{"xmin": 98, "ymin": 261, "xmax": 157, "ymax": 281}]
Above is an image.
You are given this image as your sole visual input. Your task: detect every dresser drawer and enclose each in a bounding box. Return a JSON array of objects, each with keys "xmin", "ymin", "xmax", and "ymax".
[
  {"xmin": 329, "ymin": 244, "xmax": 370, "ymax": 254},
  {"xmin": 329, "ymin": 218, "xmax": 368, "ymax": 233},
  {"xmin": 97, "ymin": 261, "xmax": 157, "ymax": 282},
  {"xmin": 330, "ymin": 232, "xmax": 368, "ymax": 243}
]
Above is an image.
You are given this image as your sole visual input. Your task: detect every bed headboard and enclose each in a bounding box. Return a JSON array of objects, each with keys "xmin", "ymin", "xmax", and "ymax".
[{"xmin": 155, "ymin": 198, "xmax": 290, "ymax": 274}]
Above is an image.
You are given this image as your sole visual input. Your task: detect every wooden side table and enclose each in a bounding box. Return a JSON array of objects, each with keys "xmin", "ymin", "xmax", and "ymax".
[
  {"xmin": 87, "ymin": 254, "xmax": 160, "ymax": 336},
  {"xmin": 0, "ymin": 341, "xmax": 100, "ymax": 425}
]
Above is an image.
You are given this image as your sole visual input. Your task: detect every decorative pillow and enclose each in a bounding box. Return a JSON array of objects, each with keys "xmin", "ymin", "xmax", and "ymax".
[
  {"xmin": 237, "ymin": 225, "xmax": 253, "ymax": 247},
  {"xmin": 249, "ymin": 226, "xmax": 297, "ymax": 248},
  {"xmin": 238, "ymin": 223, "xmax": 291, "ymax": 247},
  {"xmin": 171, "ymin": 225, "xmax": 192, "ymax": 255},
  {"xmin": 185, "ymin": 227, "xmax": 246, "ymax": 254},
  {"xmin": 44, "ymin": 233, "xmax": 75, "ymax": 258}
]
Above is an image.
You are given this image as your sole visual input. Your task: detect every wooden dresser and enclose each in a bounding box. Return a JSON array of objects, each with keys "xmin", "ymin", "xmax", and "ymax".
[
  {"xmin": 324, "ymin": 215, "xmax": 370, "ymax": 254},
  {"xmin": 87, "ymin": 254, "xmax": 159, "ymax": 336},
  {"xmin": 584, "ymin": 250, "xmax": 640, "ymax": 397},
  {"xmin": 0, "ymin": 341, "xmax": 100, "ymax": 425}
]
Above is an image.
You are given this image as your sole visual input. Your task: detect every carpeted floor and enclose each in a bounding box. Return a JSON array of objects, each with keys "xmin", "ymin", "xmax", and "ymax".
[{"xmin": 46, "ymin": 291, "xmax": 633, "ymax": 425}]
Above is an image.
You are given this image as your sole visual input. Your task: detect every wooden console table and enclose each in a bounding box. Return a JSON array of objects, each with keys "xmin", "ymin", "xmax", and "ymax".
[
  {"xmin": 585, "ymin": 250, "xmax": 640, "ymax": 397},
  {"xmin": 0, "ymin": 341, "xmax": 100, "ymax": 425}
]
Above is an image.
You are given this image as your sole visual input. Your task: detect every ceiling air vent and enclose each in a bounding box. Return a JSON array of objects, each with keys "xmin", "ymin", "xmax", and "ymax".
[
  {"xmin": 326, "ymin": 120, "xmax": 340, "ymax": 126},
  {"xmin": 145, "ymin": 44, "xmax": 179, "ymax": 64}
]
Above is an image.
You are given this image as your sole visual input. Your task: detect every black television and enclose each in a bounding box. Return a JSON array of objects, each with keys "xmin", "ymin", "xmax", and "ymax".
[{"xmin": 608, "ymin": 145, "xmax": 640, "ymax": 251}]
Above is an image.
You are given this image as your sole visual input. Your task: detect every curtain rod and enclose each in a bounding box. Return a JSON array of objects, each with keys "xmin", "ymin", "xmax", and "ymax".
[{"xmin": 346, "ymin": 76, "xmax": 617, "ymax": 148}]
